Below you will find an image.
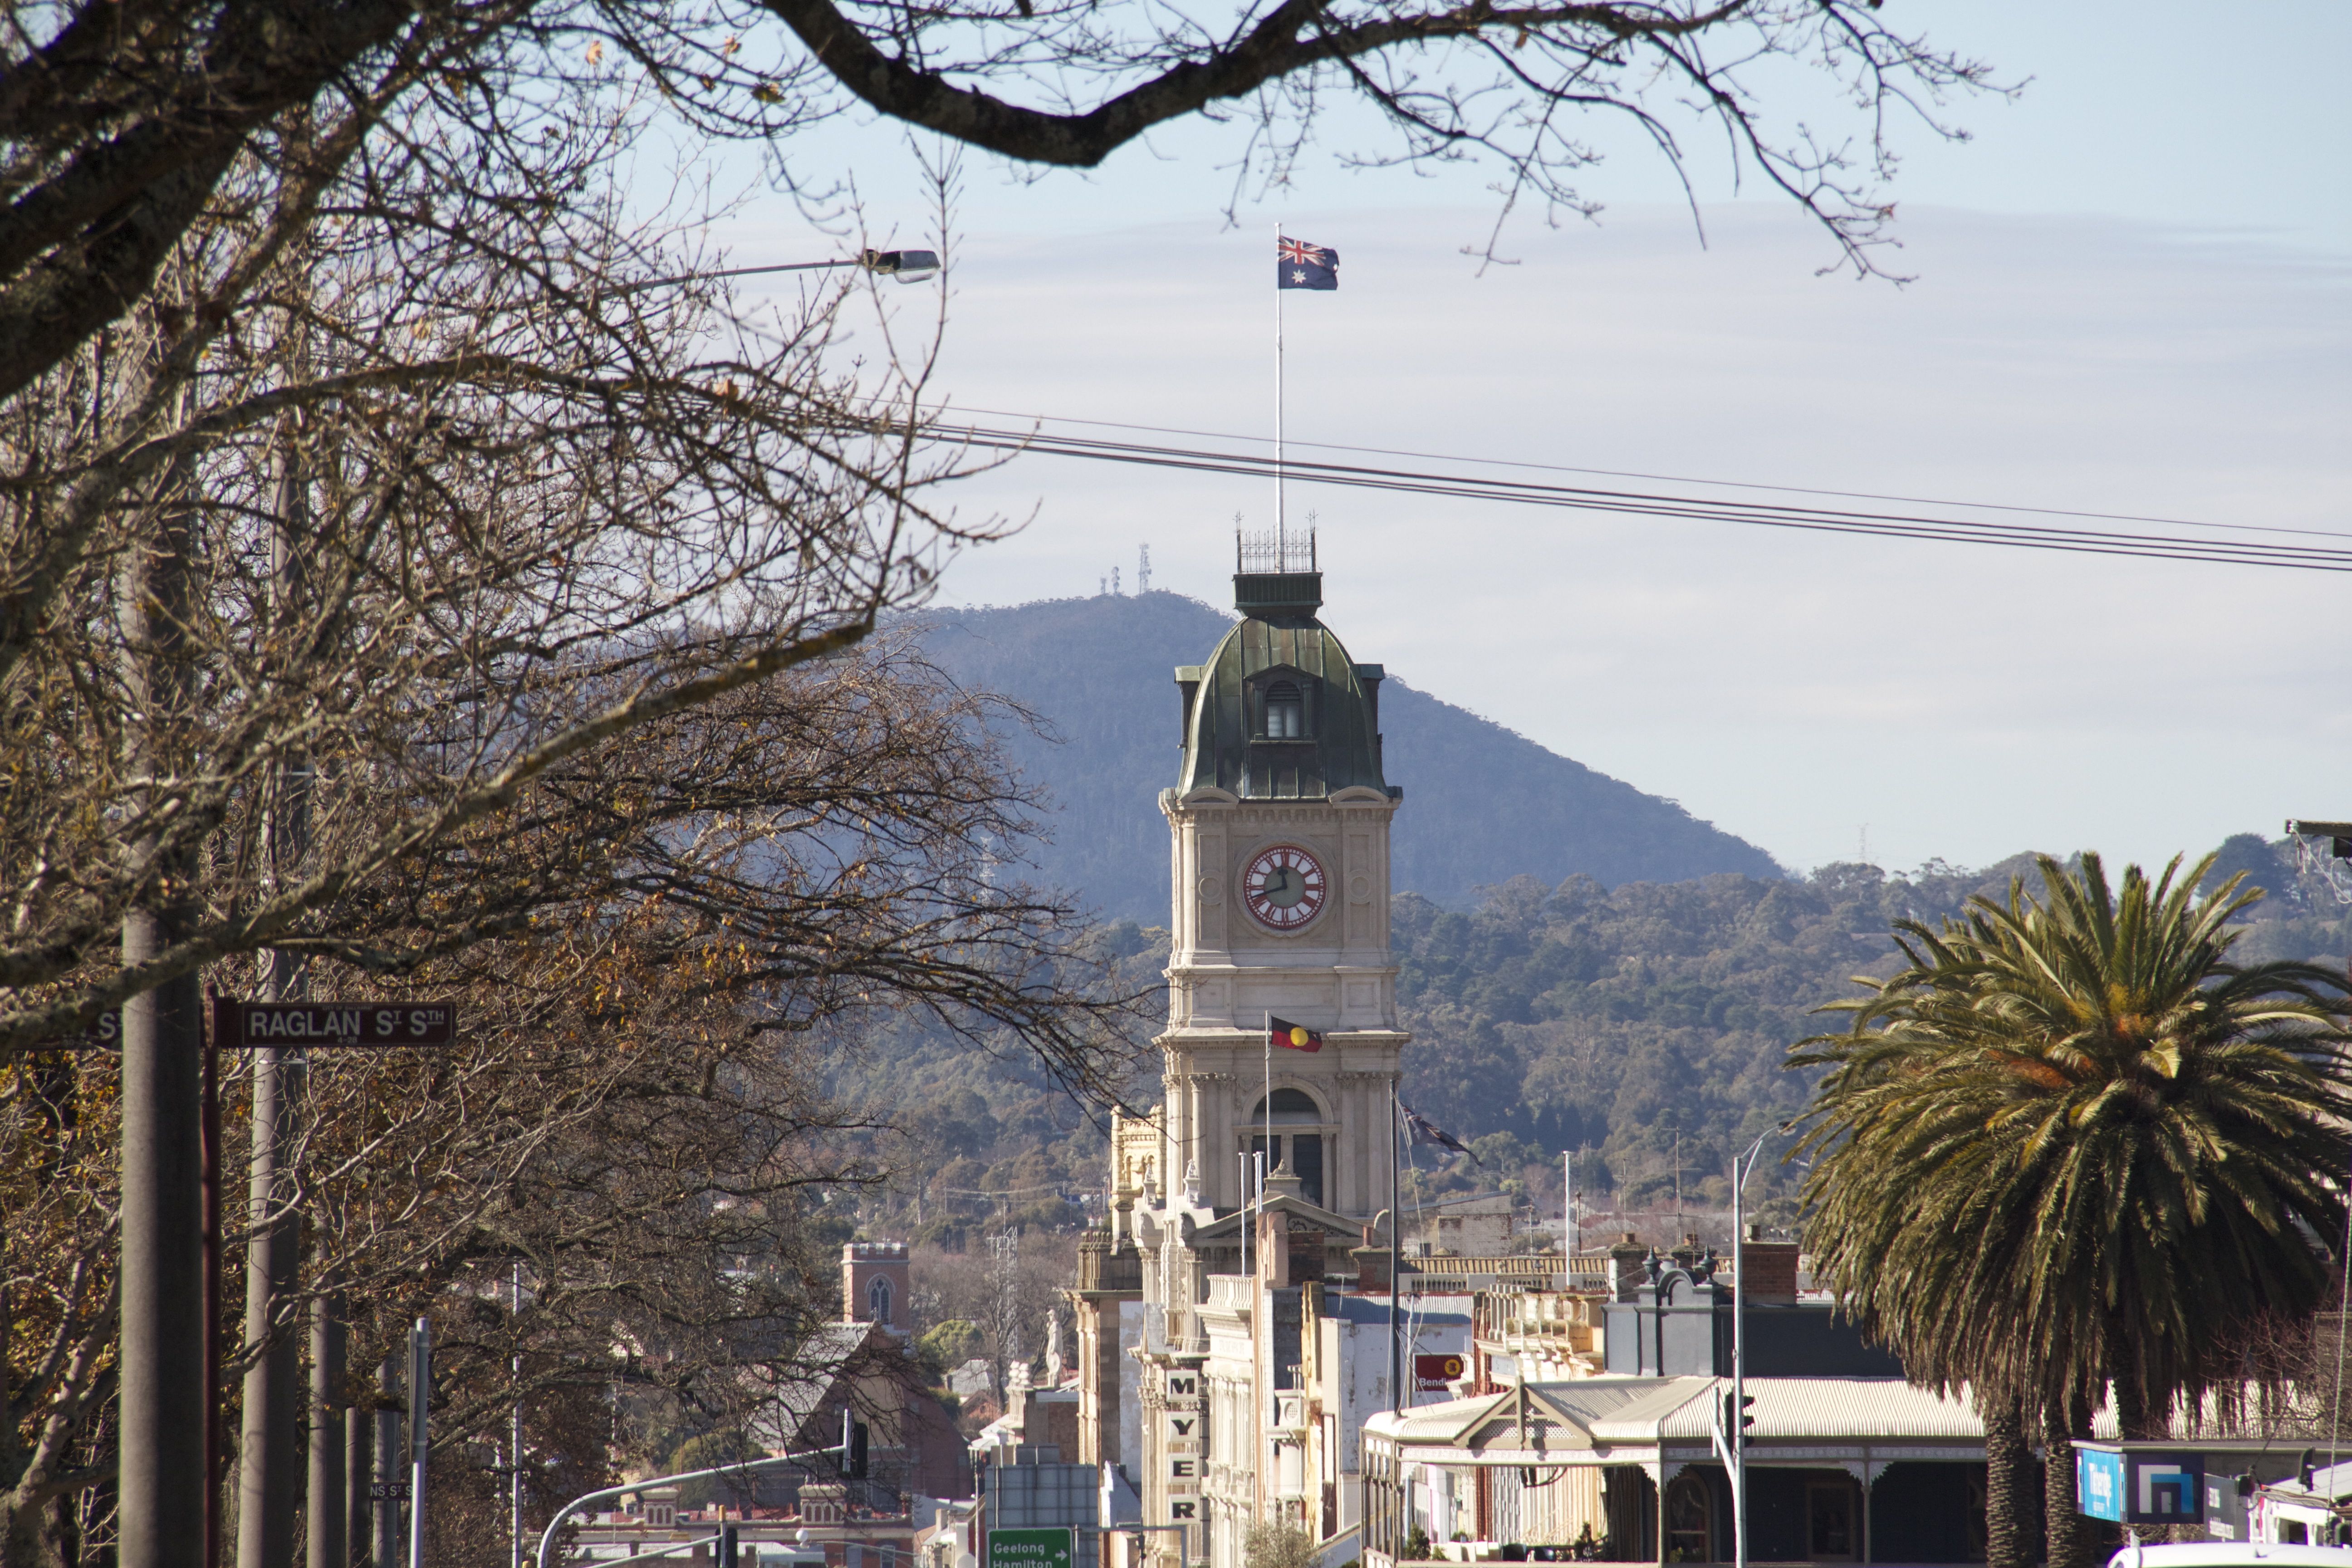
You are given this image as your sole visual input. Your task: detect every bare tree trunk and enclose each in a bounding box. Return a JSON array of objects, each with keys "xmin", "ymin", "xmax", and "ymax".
[
  {"xmin": 0, "ymin": 1490, "xmax": 69, "ymax": 1568},
  {"xmin": 120, "ymin": 499, "xmax": 207, "ymax": 1568},
  {"xmin": 2044, "ymin": 1396, "xmax": 2093, "ymax": 1568},
  {"xmin": 236, "ymin": 1047, "xmax": 302, "ymax": 1568},
  {"xmin": 1982, "ymin": 1390, "xmax": 2030, "ymax": 1568},
  {"xmin": 308, "ymin": 1295, "xmax": 346, "ymax": 1568}
]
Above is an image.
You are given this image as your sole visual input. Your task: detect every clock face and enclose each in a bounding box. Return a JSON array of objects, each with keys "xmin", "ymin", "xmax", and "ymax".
[{"xmin": 1243, "ymin": 844, "xmax": 1328, "ymax": 931}]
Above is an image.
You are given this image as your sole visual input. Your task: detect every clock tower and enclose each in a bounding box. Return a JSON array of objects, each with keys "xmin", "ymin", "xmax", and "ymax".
[
  {"xmin": 1091, "ymin": 535, "xmax": 1406, "ymax": 1568},
  {"xmin": 1154, "ymin": 536, "xmax": 1406, "ymax": 1220}
]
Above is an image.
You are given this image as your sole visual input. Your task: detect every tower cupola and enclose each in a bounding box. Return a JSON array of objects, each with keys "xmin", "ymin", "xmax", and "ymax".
[{"xmin": 1173, "ymin": 530, "xmax": 1393, "ymax": 801}]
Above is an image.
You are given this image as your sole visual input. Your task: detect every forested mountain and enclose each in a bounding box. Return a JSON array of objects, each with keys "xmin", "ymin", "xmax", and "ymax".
[
  {"xmin": 1390, "ymin": 839, "xmax": 2352, "ymax": 1225},
  {"xmin": 832, "ymin": 593, "xmax": 2351, "ymax": 1252},
  {"xmin": 911, "ymin": 590, "xmax": 1783, "ymax": 920},
  {"xmin": 837, "ymin": 833, "xmax": 2350, "ymax": 1249}
]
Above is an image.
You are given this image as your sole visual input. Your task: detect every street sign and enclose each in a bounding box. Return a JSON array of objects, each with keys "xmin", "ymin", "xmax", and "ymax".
[
  {"xmin": 368, "ymin": 1481, "xmax": 412, "ymax": 1502},
  {"xmin": 212, "ymin": 1000, "xmax": 457, "ymax": 1048},
  {"xmin": 986, "ymin": 1529, "xmax": 1073, "ymax": 1568},
  {"xmin": 40, "ymin": 1009, "xmax": 120, "ymax": 1050}
]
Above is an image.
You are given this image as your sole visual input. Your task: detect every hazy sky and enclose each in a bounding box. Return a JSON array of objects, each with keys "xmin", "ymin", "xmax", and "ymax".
[{"xmin": 708, "ymin": 1, "xmax": 2351, "ymax": 879}]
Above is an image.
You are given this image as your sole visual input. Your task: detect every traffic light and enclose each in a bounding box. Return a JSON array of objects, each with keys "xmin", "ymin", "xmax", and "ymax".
[
  {"xmin": 719, "ymin": 1524, "xmax": 740, "ymax": 1568},
  {"xmin": 838, "ymin": 1410, "xmax": 870, "ymax": 1478},
  {"xmin": 1722, "ymin": 1390, "xmax": 1755, "ymax": 1443}
]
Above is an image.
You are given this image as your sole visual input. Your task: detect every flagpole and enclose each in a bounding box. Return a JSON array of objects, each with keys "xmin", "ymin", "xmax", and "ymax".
[
  {"xmin": 1262, "ymin": 1011, "xmax": 1273, "ymax": 1275},
  {"xmin": 1388, "ymin": 1075, "xmax": 1401, "ymax": 1414},
  {"xmin": 1274, "ymin": 223, "xmax": 1285, "ymax": 559}
]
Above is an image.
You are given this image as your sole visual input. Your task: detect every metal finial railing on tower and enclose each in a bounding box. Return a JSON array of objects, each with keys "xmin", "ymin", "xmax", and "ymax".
[
  {"xmin": 2287, "ymin": 819, "xmax": 2352, "ymax": 905},
  {"xmin": 1235, "ymin": 527, "xmax": 1317, "ymax": 574}
]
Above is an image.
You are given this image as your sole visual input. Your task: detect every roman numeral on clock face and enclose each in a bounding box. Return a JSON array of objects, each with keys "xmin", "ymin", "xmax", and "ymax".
[{"xmin": 1244, "ymin": 844, "xmax": 1327, "ymax": 930}]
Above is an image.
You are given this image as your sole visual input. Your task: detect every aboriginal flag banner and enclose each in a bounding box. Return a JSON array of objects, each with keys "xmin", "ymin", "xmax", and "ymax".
[{"xmin": 1269, "ymin": 1015, "xmax": 1324, "ymax": 1052}]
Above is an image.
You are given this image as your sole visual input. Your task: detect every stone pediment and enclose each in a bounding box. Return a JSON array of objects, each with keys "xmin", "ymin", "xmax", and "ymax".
[{"xmin": 1187, "ymin": 1191, "xmax": 1361, "ymax": 1240}]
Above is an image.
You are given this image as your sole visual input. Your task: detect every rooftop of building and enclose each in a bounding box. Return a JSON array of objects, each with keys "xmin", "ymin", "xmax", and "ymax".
[{"xmin": 1173, "ymin": 531, "xmax": 1394, "ymax": 802}]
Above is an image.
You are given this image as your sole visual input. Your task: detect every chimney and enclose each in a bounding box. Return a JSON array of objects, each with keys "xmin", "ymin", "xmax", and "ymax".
[
  {"xmin": 1740, "ymin": 1224, "xmax": 1800, "ymax": 1305},
  {"xmin": 1608, "ymin": 1232, "xmax": 1650, "ymax": 1303}
]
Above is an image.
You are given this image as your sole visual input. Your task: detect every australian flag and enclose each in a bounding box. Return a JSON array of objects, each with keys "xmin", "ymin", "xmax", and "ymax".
[
  {"xmin": 1401, "ymin": 1102, "xmax": 1481, "ymax": 1164},
  {"xmin": 1278, "ymin": 235, "xmax": 1338, "ymax": 290}
]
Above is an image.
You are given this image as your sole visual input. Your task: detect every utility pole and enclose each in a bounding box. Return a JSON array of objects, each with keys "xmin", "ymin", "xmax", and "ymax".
[
  {"xmin": 1388, "ymin": 1077, "xmax": 1401, "ymax": 1415},
  {"xmin": 236, "ymin": 1036, "xmax": 302, "ymax": 1568},
  {"xmin": 307, "ymin": 1293, "xmax": 346, "ymax": 1568},
  {"xmin": 238, "ymin": 403, "xmax": 311, "ymax": 1568},
  {"xmin": 1715, "ymin": 1136, "xmax": 1768, "ymax": 1568},
  {"xmin": 346, "ymin": 1397, "xmax": 372, "ymax": 1568},
  {"xmin": 373, "ymin": 1357, "xmax": 402, "ymax": 1568},
  {"xmin": 511, "ymin": 1265, "xmax": 525, "ymax": 1568},
  {"xmin": 119, "ymin": 455, "xmax": 207, "ymax": 1568},
  {"xmin": 408, "ymin": 1318, "xmax": 432, "ymax": 1568}
]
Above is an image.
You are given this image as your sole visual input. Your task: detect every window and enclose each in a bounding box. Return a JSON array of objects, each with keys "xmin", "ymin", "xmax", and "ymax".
[
  {"xmin": 1252, "ymin": 1088, "xmax": 1322, "ymax": 1120},
  {"xmin": 867, "ymin": 1274, "xmax": 894, "ymax": 1326},
  {"xmin": 1264, "ymin": 680, "xmax": 1304, "ymax": 739},
  {"xmin": 1807, "ymin": 1480, "xmax": 1857, "ymax": 1561},
  {"xmin": 1665, "ymin": 1474, "xmax": 1711, "ymax": 1563}
]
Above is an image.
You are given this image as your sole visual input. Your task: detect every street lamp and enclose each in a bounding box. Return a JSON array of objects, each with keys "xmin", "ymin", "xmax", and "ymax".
[
  {"xmin": 534, "ymin": 1435, "xmax": 852, "ymax": 1568},
  {"xmin": 672, "ymin": 249, "xmax": 942, "ymax": 290},
  {"xmin": 1719, "ymin": 1134, "xmax": 1771, "ymax": 1568},
  {"xmin": 595, "ymin": 247, "xmax": 944, "ymax": 303}
]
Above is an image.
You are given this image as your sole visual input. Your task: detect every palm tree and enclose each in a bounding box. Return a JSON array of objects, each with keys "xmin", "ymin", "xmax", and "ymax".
[{"xmin": 1792, "ymin": 852, "xmax": 2352, "ymax": 1568}]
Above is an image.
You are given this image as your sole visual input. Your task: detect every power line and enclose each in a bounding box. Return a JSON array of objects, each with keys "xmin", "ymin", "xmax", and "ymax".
[
  {"xmin": 918, "ymin": 421, "xmax": 2352, "ymax": 574},
  {"xmin": 919, "ymin": 404, "xmax": 2352, "ymax": 544}
]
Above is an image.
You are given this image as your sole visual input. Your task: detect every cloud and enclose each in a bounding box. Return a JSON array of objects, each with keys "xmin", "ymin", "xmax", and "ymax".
[{"xmin": 756, "ymin": 201, "xmax": 2352, "ymax": 875}]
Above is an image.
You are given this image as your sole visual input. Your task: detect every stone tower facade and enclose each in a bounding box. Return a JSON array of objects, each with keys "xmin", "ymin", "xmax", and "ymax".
[
  {"xmin": 1153, "ymin": 554, "xmax": 1406, "ymax": 1220},
  {"xmin": 1073, "ymin": 542, "xmax": 1408, "ymax": 1568}
]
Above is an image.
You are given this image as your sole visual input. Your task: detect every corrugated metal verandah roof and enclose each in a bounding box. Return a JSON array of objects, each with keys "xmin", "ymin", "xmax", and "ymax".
[{"xmin": 1362, "ymin": 1377, "xmax": 1999, "ymax": 1465}]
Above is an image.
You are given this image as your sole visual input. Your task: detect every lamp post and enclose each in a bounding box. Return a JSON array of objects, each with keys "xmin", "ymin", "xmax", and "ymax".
[
  {"xmin": 534, "ymin": 1438, "xmax": 853, "ymax": 1568},
  {"xmin": 1724, "ymin": 1134, "xmax": 1769, "ymax": 1568},
  {"xmin": 614, "ymin": 249, "xmax": 943, "ymax": 298}
]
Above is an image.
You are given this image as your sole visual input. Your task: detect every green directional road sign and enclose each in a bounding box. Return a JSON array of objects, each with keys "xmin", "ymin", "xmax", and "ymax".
[{"xmin": 987, "ymin": 1529, "xmax": 1074, "ymax": 1568}]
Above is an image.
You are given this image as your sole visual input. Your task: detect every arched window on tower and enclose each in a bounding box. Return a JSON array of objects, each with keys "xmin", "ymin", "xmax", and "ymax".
[
  {"xmin": 1264, "ymin": 680, "xmax": 1304, "ymax": 739},
  {"xmin": 867, "ymin": 1274, "xmax": 894, "ymax": 1327},
  {"xmin": 1249, "ymin": 1088, "xmax": 1328, "ymax": 1208}
]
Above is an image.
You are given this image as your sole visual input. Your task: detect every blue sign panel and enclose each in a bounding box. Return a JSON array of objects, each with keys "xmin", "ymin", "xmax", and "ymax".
[
  {"xmin": 2127, "ymin": 1455, "xmax": 2204, "ymax": 1526},
  {"xmin": 2079, "ymin": 1450, "xmax": 2126, "ymax": 1523}
]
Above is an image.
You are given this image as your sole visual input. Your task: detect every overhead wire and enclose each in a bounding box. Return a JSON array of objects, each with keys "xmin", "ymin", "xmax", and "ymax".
[
  {"xmin": 924, "ymin": 404, "xmax": 2352, "ymax": 543},
  {"xmin": 910, "ymin": 419, "xmax": 2352, "ymax": 574}
]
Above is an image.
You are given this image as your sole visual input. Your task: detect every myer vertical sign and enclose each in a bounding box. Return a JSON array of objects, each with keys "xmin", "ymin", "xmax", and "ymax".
[{"xmin": 213, "ymin": 1000, "xmax": 457, "ymax": 1047}]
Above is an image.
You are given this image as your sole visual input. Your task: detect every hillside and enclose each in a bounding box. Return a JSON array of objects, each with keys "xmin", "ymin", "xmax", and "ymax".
[
  {"xmin": 912, "ymin": 590, "xmax": 1784, "ymax": 921},
  {"xmin": 833, "ymin": 837, "xmax": 2352, "ymax": 1250}
]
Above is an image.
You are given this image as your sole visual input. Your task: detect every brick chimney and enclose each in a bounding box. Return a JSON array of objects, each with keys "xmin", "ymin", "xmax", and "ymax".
[{"xmin": 1739, "ymin": 1225, "xmax": 1799, "ymax": 1305}]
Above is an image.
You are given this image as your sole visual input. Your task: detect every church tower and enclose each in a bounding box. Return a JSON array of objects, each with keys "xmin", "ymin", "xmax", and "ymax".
[{"xmin": 1098, "ymin": 535, "xmax": 1407, "ymax": 1568}]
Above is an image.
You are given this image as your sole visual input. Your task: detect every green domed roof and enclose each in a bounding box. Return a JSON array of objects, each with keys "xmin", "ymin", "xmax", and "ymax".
[{"xmin": 1174, "ymin": 569, "xmax": 1393, "ymax": 800}]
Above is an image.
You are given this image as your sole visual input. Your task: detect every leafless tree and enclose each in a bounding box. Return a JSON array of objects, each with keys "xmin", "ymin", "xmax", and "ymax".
[
  {"xmin": 1, "ymin": 5, "xmax": 2006, "ymax": 1566},
  {"xmin": 0, "ymin": 0, "xmax": 2007, "ymax": 416},
  {"xmin": 5, "ymin": 642, "xmax": 1147, "ymax": 1568}
]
